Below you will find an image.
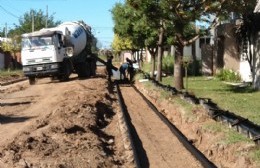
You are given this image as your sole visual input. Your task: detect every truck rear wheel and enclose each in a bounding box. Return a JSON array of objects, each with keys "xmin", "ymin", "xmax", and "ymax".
[
  {"xmin": 76, "ymin": 62, "xmax": 91, "ymax": 78},
  {"xmin": 29, "ymin": 77, "xmax": 36, "ymax": 85}
]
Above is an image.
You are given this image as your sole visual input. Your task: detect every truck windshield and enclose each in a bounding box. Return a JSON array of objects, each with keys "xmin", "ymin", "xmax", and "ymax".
[{"xmin": 22, "ymin": 36, "xmax": 53, "ymax": 49}]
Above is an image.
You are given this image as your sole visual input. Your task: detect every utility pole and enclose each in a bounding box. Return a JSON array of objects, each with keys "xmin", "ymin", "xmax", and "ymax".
[
  {"xmin": 31, "ymin": 10, "xmax": 34, "ymax": 32},
  {"xmin": 5, "ymin": 22, "xmax": 7, "ymax": 39},
  {"xmin": 46, "ymin": 5, "xmax": 48, "ymax": 28}
]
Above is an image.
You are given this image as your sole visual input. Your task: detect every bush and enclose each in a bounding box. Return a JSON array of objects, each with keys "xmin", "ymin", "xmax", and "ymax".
[
  {"xmin": 216, "ymin": 69, "xmax": 241, "ymax": 82},
  {"xmin": 162, "ymin": 55, "xmax": 174, "ymax": 75},
  {"xmin": 187, "ymin": 60, "xmax": 202, "ymax": 76},
  {"xmin": 162, "ymin": 55, "xmax": 202, "ymax": 76}
]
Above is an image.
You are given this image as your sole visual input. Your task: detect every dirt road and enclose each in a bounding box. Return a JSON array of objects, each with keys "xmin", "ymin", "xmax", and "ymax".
[{"xmin": 0, "ymin": 71, "xmax": 129, "ymax": 167}]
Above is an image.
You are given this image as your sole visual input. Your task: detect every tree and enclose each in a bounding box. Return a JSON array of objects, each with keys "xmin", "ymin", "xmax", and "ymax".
[
  {"xmin": 235, "ymin": 1, "xmax": 258, "ymax": 89},
  {"xmin": 112, "ymin": 34, "xmax": 133, "ymax": 57},
  {"xmin": 127, "ymin": 0, "xmax": 253, "ymax": 90},
  {"xmin": 6, "ymin": 9, "xmax": 61, "ymax": 51},
  {"xmin": 0, "ymin": 28, "xmax": 6, "ymax": 37},
  {"xmin": 112, "ymin": 1, "xmax": 165, "ymax": 79},
  {"xmin": 111, "ymin": 3, "xmax": 144, "ymax": 55},
  {"xmin": 115, "ymin": 0, "xmax": 257, "ymax": 90},
  {"xmin": 157, "ymin": 0, "xmax": 257, "ymax": 90}
]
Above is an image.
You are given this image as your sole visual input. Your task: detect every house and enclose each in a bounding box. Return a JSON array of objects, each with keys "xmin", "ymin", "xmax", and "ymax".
[
  {"xmin": 0, "ymin": 37, "xmax": 22, "ymax": 70},
  {"xmin": 199, "ymin": 10, "xmax": 260, "ymax": 90},
  {"xmin": 0, "ymin": 48, "xmax": 22, "ymax": 70},
  {"xmin": 210, "ymin": 8, "xmax": 260, "ymax": 89}
]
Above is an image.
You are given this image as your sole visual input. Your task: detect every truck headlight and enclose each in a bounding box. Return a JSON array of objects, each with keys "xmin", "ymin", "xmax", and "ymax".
[
  {"xmin": 23, "ymin": 67, "xmax": 30, "ymax": 72},
  {"xmin": 50, "ymin": 64, "xmax": 59, "ymax": 69}
]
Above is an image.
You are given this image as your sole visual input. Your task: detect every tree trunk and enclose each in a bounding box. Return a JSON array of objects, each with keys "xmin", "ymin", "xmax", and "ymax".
[
  {"xmin": 156, "ymin": 26, "xmax": 164, "ymax": 82},
  {"xmin": 151, "ymin": 53, "xmax": 156, "ymax": 79},
  {"xmin": 139, "ymin": 48, "xmax": 143, "ymax": 69},
  {"xmin": 174, "ymin": 44, "xmax": 184, "ymax": 90},
  {"xmin": 191, "ymin": 41, "xmax": 197, "ymax": 76},
  {"xmin": 148, "ymin": 48, "xmax": 157, "ymax": 79},
  {"xmin": 137, "ymin": 50, "xmax": 140, "ymax": 64}
]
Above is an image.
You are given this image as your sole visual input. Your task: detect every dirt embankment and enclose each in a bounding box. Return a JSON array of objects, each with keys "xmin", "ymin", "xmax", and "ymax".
[
  {"xmin": 135, "ymin": 81, "xmax": 259, "ymax": 168},
  {"xmin": 0, "ymin": 72, "xmax": 130, "ymax": 167}
]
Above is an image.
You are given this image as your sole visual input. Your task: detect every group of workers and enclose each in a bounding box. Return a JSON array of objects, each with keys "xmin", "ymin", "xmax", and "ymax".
[{"xmin": 106, "ymin": 55, "xmax": 135, "ymax": 82}]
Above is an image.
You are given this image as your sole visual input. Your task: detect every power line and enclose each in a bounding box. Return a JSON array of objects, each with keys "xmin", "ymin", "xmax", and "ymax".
[
  {"xmin": 3, "ymin": 0, "xmax": 23, "ymax": 15},
  {"xmin": 0, "ymin": 4, "xmax": 20, "ymax": 19}
]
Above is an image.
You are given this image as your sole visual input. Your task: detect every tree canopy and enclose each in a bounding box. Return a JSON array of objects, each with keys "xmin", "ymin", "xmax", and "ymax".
[
  {"xmin": 112, "ymin": 0, "xmax": 257, "ymax": 90},
  {"xmin": 9, "ymin": 9, "xmax": 60, "ymax": 37},
  {"xmin": 0, "ymin": 9, "xmax": 60, "ymax": 52}
]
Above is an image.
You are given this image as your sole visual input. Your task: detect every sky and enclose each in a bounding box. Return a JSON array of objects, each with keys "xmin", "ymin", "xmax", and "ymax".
[{"xmin": 0, "ymin": 0, "xmax": 123, "ymax": 48}]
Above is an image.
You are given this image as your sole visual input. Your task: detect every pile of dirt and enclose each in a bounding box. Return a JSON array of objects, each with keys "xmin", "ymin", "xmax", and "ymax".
[{"xmin": 0, "ymin": 76, "xmax": 129, "ymax": 167}]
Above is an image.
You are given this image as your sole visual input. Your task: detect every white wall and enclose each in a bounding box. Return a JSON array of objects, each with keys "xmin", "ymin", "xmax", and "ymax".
[
  {"xmin": 181, "ymin": 38, "xmax": 202, "ymax": 60},
  {"xmin": 240, "ymin": 57, "xmax": 253, "ymax": 82}
]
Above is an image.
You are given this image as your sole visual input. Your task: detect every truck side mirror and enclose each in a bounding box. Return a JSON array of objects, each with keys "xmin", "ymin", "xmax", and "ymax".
[{"xmin": 66, "ymin": 47, "xmax": 73, "ymax": 57}]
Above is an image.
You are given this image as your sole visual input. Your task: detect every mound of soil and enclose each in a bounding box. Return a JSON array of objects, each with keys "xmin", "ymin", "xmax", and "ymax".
[{"xmin": 0, "ymin": 73, "xmax": 130, "ymax": 167}]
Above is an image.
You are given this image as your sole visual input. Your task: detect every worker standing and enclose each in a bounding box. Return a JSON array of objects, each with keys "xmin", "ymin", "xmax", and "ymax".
[
  {"xmin": 106, "ymin": 55, "xmax": 114, "ymax": 82},
  {"xmin": 126, "ymin": 58, "xmax": 134, "ymax": 82}
]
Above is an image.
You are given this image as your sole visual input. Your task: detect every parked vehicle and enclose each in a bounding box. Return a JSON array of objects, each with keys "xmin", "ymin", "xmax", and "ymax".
[{"xmin": 21, "ymin": 21, "xmax": 97, "ymax": 84}]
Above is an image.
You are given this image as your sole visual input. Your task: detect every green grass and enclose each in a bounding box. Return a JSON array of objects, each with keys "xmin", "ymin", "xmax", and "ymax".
[
  {"xmin": 252, "ymin": 148, "xmax": 260, "ymax": 164},
  {"xmin": 139, "ymin": 71, "xmax": 258, "ymax": 140},
  {"xmin": 203, "ymin": 122, "xmax": 251, "ymax": 144},
  {"xmin": 161, "ymin": 76, "xmax": 260, "ymax": 125},
  {"xmin": 0, "ymin": 69, "xmax": 23, "ymax": 78},
  {"xmin": 203, "ymin": 122, "xmax": 224, "ymax": 133},
  {"xmin": 142, "ymin": 62, "xmax": 153, "ymax": 73},
  {"xmin": 141, "ymin": 61, "xmax": 260, "ymax": 125}
]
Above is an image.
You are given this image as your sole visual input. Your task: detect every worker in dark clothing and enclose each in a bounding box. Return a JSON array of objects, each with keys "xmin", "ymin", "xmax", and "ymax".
[
  {"xmin": 127, "ymin": 59, "xmax": 135, "ymax": 82},
  {"xmin": 119, "ymin": 62, "xmax": 129, "ymax": 80},
  {"xmin": 106, "ymin": 56, "xmax": 113, "ymax": 82},
  {"xmin": 126, "ymin": 58, "xmax": 135, "ymax": 82},
  {"xmin": 119, "ymin": 58, "xmax": 135, "ymax": 81},
  {"xmin": 126, "ymin": 57, "xmax": 133, "ymax": 65}
]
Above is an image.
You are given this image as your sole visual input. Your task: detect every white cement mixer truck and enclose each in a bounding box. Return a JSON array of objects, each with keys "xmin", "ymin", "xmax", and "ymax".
[{"xmin": 21, "ymin": 21, "xmax": 98, "ymax": 84}]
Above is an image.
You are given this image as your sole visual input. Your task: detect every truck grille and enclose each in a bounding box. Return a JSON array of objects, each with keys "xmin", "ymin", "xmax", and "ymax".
[{"xmin": 27, "ymin": 58, "xmax": 52, "ymax": 64}]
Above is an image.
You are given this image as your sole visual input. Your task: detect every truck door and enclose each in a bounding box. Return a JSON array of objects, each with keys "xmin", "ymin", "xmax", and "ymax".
[{"xmin": 55, "ymin": 34, "xmax": 66, "ymax": 61}]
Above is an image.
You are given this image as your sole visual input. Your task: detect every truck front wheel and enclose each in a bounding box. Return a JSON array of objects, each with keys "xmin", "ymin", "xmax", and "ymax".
[
  {"xmin": 59, "ymin": 59, "xmax": 72, "ymax": 81},
  {"xmin": 28, "ymin": 77, "xmax": 36, "ymax": 85}
]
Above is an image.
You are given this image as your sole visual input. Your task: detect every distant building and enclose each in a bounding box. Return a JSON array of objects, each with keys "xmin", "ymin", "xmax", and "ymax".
[
  {"xmin": 0, "ymin": 37, "xmax": 11, "ymax": 43},
  {"xmin": 0, "ymin": 37, "xmax": 22, "ymax": 70}
]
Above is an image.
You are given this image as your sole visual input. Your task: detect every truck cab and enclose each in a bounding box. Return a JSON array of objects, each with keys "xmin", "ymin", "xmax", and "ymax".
[
  {"xmin": 21, "ymin": 30, "xmax": 70, "ymax": 84},
  {"xmin": 21, "ymin": 21, "xmax": 98, "ymax": 85}
]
